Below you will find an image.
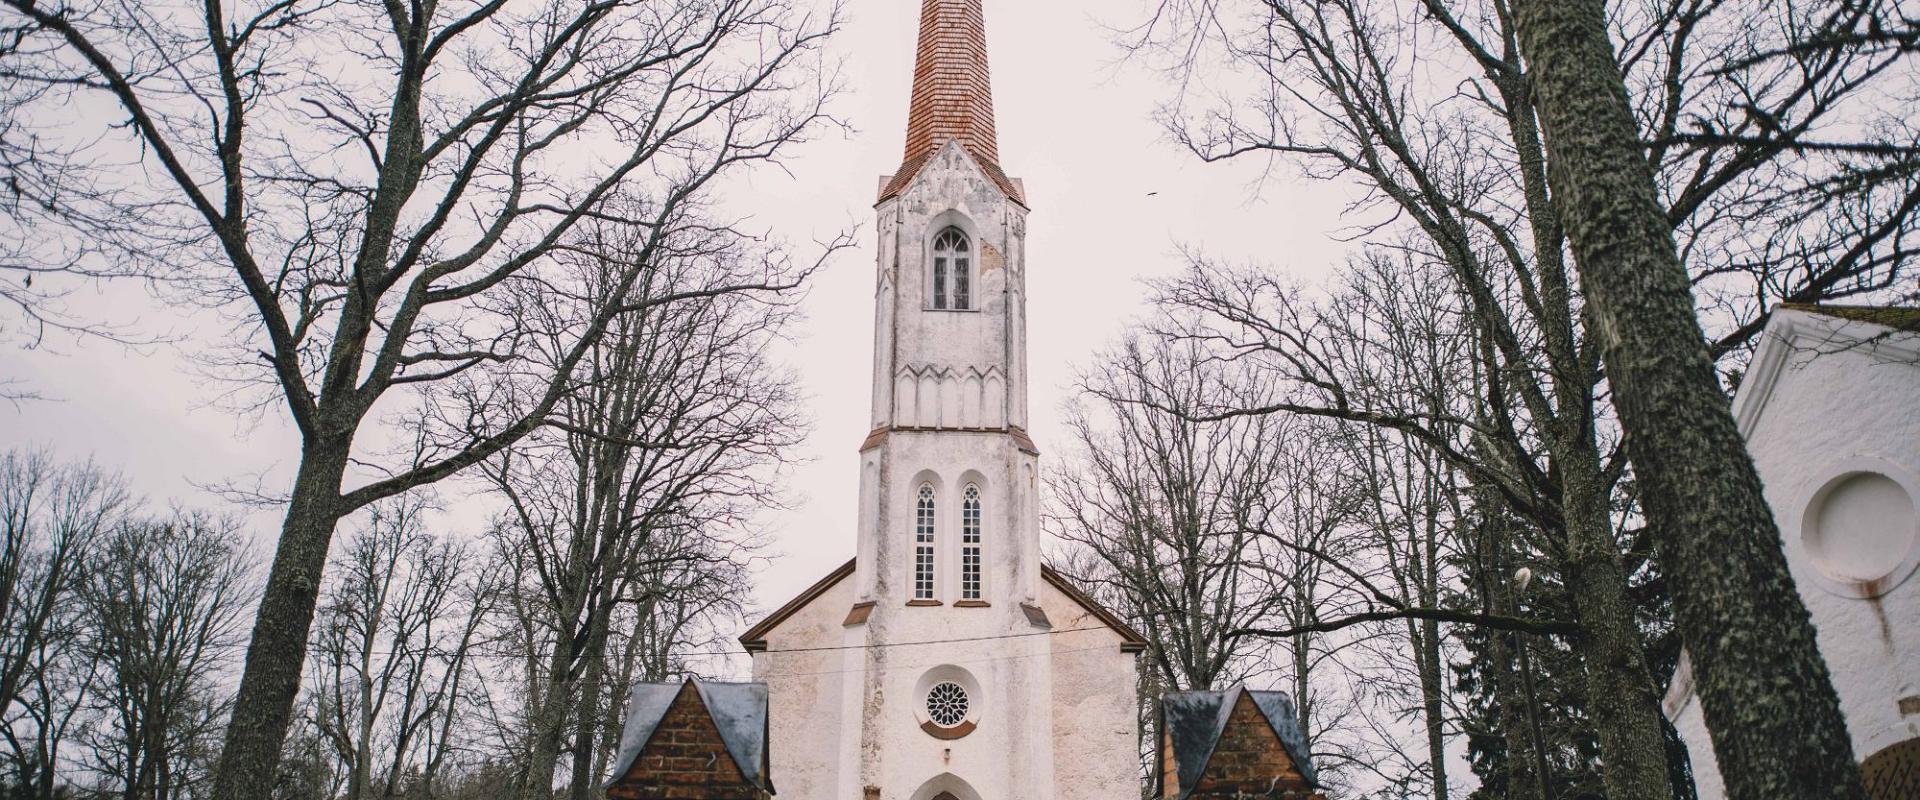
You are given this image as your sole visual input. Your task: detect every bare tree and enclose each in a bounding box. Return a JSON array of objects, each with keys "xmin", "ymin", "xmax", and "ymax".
[
  {"xmin": 1053, "ymin": 335, "xmax": 1405, "ymax": 793},
  {"xmin": 1251, "ymin": 418, "xmax": 1358, "ymax": 783},
  {"xmin": 1333, "ymin": 422, "xmax": 1466, "ymax": 800},
  {"xmin": 1508, "ymin": 1, "xmax": 1868, "ymax": 797},
  {"xmin": 1451, "ymin": 485, "xmax": 1552, "ymax": 800},
  {"xmin": 1052, "ymin": 336, "xmax": 1308, "ymax": 692},
  {"xmin": 303, "ymin": 495, "xmax": 488, "ymax": 800},
  {"xmin": 479, "ymin": 215, "xmax": 805, "ymax": 800},
  {"xmin": 1615, "ymin": 1, "xmax": 1920, "ymax": 361},
  {"xmin": 0, "ymin": 2, "xmax": 844, "ymax": 795},
  {"xmin": 76, "ymin": 512, "xmax": 252, "ymax": 800},
  {"xmin": 0, "ymin": 449, "xmax": 130, "ymax": 797},
  {"xmin": 0, "ymin": 25, "xmax": 159, "ymax": 367},
  {"xmin": 573, "ymin": 516, "xmax": 759, "ymax": 800},
  {"xmin": 1120, "ymin": 0, "xmax": 1917, "ymax": 796}
]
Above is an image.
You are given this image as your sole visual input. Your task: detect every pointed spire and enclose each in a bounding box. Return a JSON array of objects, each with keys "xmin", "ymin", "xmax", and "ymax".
[
  {"xmin": 881, "ymin": 0, "xmax": 1022, "ymax": 204},
  {"xmin": 903, "ymin": 0, "xmax": 999, "ymax": 166}
]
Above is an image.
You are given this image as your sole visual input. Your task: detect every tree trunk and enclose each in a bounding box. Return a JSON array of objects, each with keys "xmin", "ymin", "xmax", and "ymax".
[
  {"xmin": 1561, "ymin": 461, "xmax": 1676, "ymax": 800},
  {"xmin": 1484, "ymin": 516, "xmax": 1548, "ymax": 800},
  {"xmin": 521, "ymin": 648, "xmax": 574, "ymax": 800},
  {"xmin": 352, "ymin": 641, "xmax": 375, "ymax": 800},
  {"xmin": 209, "ymin": 439, "xmax": 352, "ymax": 800},
  {"xmin": 1409, "ymin": 465, "xmax": 1449, "ymax": 800},
  {"xmin": 1508, "ymin": 2, "xmax": 1866, "ymax": 798},
  {"xmin": 1415, "ymin": 612, "xmax": 1448, "ymax": 800},
  {"xmin": 1492, "ymin": 626, "xmax": 1547, "ymax": 800},
  {"xmin": 1290, "ymin": 632, "xmax": 1312, "ymax": 745},
  {"xmin": 568, "ymin": 613, "xmax": 613, "ymax": 800}
]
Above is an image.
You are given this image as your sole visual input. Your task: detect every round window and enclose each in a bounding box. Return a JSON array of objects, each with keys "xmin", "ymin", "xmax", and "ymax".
[
  {"xmin": 1805, "ymin": 471, "xmax": 1916, "ymax": 583},
  {"xmin": 925, "ymin": 681, "xmax": 970, "ymax": 728}
]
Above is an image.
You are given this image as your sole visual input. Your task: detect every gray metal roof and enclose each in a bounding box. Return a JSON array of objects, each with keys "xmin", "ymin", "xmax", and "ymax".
[
  {"xmin": 1158, "ymin": 685, "xmax": 1319, "ymax": 798},
  {"xmin": 605, "ymin": 678, "xmax": 772, "ymax": 793},
  {"xmin": 1248, "ymin": 690, "xmax": 1317, "ymax": 787}
]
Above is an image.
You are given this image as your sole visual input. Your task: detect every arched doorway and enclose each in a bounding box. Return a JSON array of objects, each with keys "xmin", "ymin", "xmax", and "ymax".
[{"xmin": 909, "ymin": 774, "xmax": 980, "ymax": 800}]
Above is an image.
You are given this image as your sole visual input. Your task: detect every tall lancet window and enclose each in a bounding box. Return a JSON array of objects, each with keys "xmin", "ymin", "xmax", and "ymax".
[
  {"xmin": 915, "ymin": 484, "xmax": 937, "ymax": 600},
  {"xmin": 931, "ymin": 227, "xmax": 971, "ymax": 310},
  {"xmin": 961, "ymin": 485, "xmax": 982, "ymax": 600}
]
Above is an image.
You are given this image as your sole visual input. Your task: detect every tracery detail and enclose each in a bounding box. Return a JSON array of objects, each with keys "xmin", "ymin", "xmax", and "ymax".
[
  {"xmin": 962, "ymin": 485, "xmax": 982, "ymax": 600},
  {"xmin": 931, "ymin": 227, "xmax": 971, "ymax": 310},
  {"xmin": 926, "ymin": 681, "xmax": 969, "ymax": 727},
  {"xmin": 915, "ymin": 484, "xmax": 937, "ymax": 599}
]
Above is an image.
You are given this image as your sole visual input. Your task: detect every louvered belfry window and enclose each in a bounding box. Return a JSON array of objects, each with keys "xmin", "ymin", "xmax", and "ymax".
[
  {"xmin": 931, "ymin": 227, "xmax": 971, "ymax": 310},
  {"xmin": 915, "ymin": 484, "xmax": 937, "ymax": 600}
]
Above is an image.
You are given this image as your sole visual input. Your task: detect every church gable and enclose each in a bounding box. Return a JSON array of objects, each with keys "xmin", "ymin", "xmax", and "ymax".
[
  {"xmin": 879, "ymin": 139, "xmax": 1026, "ymax": 207},
  {"xmin": 739, "ymin": 558, "xmax": 855, "ymax": 652},
  {"xmin": 741, "ymin": 560, "xmax": 1150, "ymax": 652},
  {"xmin": 1039, "ymin": 565, "xmax": 1149, "ymax": 652},
  {"xmin": 1730, "ymin": 303, "xmax": 1920, "ymax": 439},
  {"xmin": 606, "ymin": 679, "xmax": 773, "ymax": 799},
  {"xmin": 1158, "ymin": 687, "xmax": 1322, "ymax": 800}
]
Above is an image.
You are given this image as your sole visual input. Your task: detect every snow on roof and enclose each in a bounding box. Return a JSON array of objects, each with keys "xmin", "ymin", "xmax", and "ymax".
[
  {"xmin": 1779, "ymin": 303, "xmax": 1920, "ymax": 331},
  {"xmin": 605, "ymin": 678, "xmax": 772, "ymax": 792},
  {"xmin": 1158, "ymin": 685, "xmax": 1319, "ymax": 798}
]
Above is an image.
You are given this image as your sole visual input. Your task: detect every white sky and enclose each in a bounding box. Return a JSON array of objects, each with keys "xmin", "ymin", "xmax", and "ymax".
[{"xmin": 0, "ymin": 0, "xmax": 1351, "ymax": 641}]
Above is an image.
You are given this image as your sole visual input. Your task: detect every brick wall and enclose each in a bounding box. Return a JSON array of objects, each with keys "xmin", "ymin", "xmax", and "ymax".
[
  {"xmin": 606, "ymin": 683, "xmax": 768, "ymax": 800},
  {"xmin": 1176, "ymin": 693, "xmax": 1325, "ymax": 800}
]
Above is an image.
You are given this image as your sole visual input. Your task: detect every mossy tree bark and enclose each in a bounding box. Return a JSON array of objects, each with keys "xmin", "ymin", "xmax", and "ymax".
[{"xmin": 1508, "ymin": 1, "xmax": 1867, "ymax": 797}]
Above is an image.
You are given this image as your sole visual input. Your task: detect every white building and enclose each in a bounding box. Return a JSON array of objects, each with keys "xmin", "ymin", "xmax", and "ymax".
[
  {"xmin": 737, "ymin": 2, "xmax": 1147, "ymax": 799},
  {"xmin": 1663, "ymin": 305, "xmax": 1920, "ymax": 799}
]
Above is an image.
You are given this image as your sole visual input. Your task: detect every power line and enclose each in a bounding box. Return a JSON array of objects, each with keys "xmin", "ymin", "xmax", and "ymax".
[
  {"xmin": 718, "ymin": 642, "xmax": 1122, "ymax": 682},
  {"xmin": 750, "ymin": 624, "xmax": 1108, "ymax": 655},
  {"xmin": 303, "ymin": 623, "xmax": 1117, "ymax": 662}
]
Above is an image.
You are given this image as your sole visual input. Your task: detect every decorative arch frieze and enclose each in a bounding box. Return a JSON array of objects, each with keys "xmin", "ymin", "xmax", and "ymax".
[{"xmin": 893, "ymin": 364, "xmax": 1007, "ymax": 429}]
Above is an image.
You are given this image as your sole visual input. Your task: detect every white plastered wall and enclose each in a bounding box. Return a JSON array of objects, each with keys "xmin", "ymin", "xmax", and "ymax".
[
  {"xmin": 1040, "ymin": 583, "xmax": 1145, "ymax": 800},
  {"xmin": 752, "ymin": 139, "xmax": 1141, "ymax": 798},
  {"xmin": 1664, "ymin": 310, "xmax": 1920, "ymax": 799},
  {"xmin": 750, "ymin": 575, "xmax": 854, "ymax": 799}
]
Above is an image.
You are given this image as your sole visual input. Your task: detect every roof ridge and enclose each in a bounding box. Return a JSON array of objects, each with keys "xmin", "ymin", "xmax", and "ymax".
[{"xmin": 1777, "ymin": 303, "xmax": 1920, "ymax": 330}]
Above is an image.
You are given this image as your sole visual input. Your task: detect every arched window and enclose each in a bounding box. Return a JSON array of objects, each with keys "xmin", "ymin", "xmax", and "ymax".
[
  {"xmin": 915, "ymin": 484, "xmax": 937, "ymax": 600},
  {"xmin": 961, "ymin": 485, "xmax": 982, "ymax": 600},
  {"xmin": 931, "ymin": 227, "xmax": 971, "ymax": 311}
]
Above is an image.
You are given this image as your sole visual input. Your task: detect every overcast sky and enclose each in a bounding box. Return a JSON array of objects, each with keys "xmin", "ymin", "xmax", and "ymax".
[{"xmin": 0, "ymin": 0, "xmax": 1352, "ymax": 644}]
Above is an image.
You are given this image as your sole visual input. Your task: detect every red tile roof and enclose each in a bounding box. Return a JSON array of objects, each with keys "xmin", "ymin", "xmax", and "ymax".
[
  {"xmin": 881, "ymin": 0, "xmax": 1025, "ymax": 206},
  {"xmin": 905, "ymin": 0, "xmax": 997, "ymax": 165}
]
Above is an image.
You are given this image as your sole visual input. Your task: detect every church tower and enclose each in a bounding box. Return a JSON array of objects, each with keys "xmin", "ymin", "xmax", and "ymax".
[
  {"xmin": 860, "ymin": 0, "xmax": 1038, "ymax": 621},
  {"xmin": 742, "ymin": 3, "xmax": 1145, "ymax": 798}
]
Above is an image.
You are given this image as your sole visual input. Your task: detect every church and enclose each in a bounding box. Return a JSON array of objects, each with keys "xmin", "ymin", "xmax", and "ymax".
[
  {"xmin": 601, "ymin": 3, "xmax": 1331, "ymax": 799},
  {"xmin": 733, "ymin": 0, "xmax": 1150, "ymax": 797}
]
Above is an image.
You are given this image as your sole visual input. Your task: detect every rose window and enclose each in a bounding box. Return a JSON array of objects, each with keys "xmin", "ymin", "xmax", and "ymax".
[{"xmin": 925, "ymin": 681, "xmax": 970, "ymax": 727}]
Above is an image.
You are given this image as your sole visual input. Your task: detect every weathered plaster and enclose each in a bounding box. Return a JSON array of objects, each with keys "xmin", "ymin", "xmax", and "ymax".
[
  {"xmin": 750, "ymin": 575, "xmax": 852, "ymax": 798},
  {"xmin": 747, "ymin": 137, "xmax": 1140, "ymax": 799},
  {"xmin": 1042, "ymin": 584, "xmax": 1146, "ymax": 800}
]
